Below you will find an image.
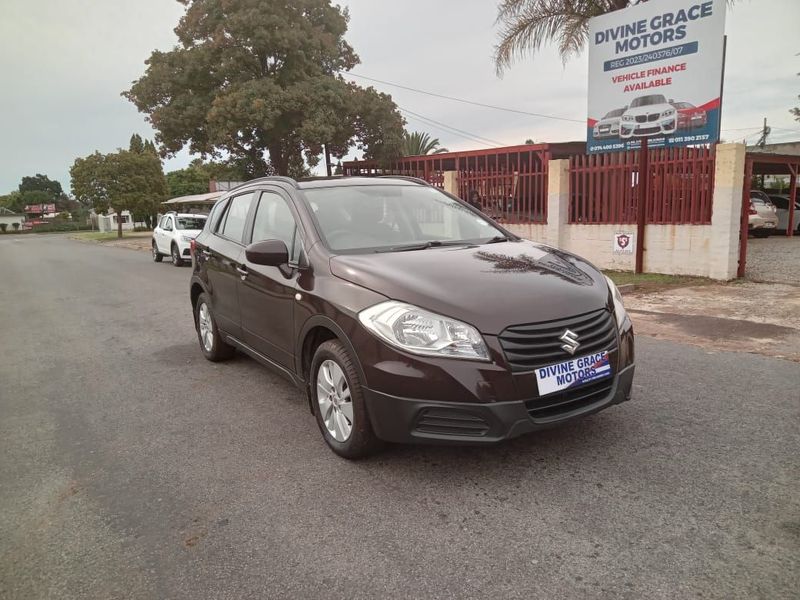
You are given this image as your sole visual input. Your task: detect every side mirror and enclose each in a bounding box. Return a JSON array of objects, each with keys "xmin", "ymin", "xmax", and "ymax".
[{"xmin": 246, "ymin": 239, "xmax": 289, "ymax": 267}]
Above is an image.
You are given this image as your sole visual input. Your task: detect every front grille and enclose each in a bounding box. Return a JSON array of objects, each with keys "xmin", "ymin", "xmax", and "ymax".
[
  {"xmin": 498, "ymin": 308, "xmax": 617, "ymax": 373},
  {"xmin": 635, "ymin": 115, "xmax": 648, "ymax": 123},
  {"xmin": 648, "ymin": 113, "xmax": 661, "ymax": 122},
  {"xmin": 525, "ymin": 378, "xmax": 614, "ymax": 422},
  {"xmin": 414, "ymin": 408, "xmax": 490, "ymax": 437}
]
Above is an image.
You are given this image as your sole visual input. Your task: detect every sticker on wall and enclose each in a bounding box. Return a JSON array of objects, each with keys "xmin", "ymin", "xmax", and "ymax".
[{"xmin": 614, "ymin": 232, "xmax": 634, "ymax": 254}]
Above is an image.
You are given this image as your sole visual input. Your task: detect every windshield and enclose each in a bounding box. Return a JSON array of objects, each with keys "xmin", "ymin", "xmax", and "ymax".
[
  {"xmin": 302, "ymin": 185, "xmax": 505, "ymax": 253},
  {"xmin": 176, "ymin": 216, "xmax": 207, "ymax": 230},
  {"xmin": 603, "ymin": 108, "xmax": 625, "ymax": 118},
  {"xmin": 631, "ymin": 95, "xmax": 667, "ymax": 108}
]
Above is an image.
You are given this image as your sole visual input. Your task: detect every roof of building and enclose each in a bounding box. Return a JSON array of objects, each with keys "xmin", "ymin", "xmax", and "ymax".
[{"xmin": 0, "ymin": 206, "xmax": 21, "ymax": 216}]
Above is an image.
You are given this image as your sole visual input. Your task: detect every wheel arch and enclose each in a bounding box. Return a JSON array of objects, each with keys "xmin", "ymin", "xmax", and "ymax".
[
  {"xmin": 297, "ymin": 316, "xmax": 367, "ymax": 414},
  {"xmin": 190, "ymin": 279, "xmax": 207, "ymax": 316}
]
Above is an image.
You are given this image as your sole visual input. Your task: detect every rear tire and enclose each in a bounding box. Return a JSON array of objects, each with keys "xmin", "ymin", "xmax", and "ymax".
[
  {"xmin": 194, "ymin": 293, "xmax": 235, "ymax": 362},
  {"xmin": 172, "ymin": 243, "xmax": 184, "ymax": 266},
  {"xmin": 310, "ymin": 340, "xmax": 382, "ymax": 459},
  {"xmin": 152, "ymin": 241, "xmax": 163, "ymax": 262}
]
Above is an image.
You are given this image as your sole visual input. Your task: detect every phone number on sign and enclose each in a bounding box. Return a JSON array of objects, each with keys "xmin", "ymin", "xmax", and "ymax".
[{"xmin": 670, "ymin": 134, "xmax": 712, "ymax": 144}]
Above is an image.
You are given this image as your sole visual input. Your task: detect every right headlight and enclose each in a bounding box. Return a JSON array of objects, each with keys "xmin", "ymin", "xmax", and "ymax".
[
  {"xmin": 605, "ymin": 276, "xmax": 629, "ymax": 329},
  {"xmin": 358, "ymin": 301, "xmax": 490, "ymax": 361}
]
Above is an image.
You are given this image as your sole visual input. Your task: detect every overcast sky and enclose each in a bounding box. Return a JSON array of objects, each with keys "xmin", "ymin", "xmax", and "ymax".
[{"xmin": 1, "ymin": 0, "xmax": 798, "ymax": 194}]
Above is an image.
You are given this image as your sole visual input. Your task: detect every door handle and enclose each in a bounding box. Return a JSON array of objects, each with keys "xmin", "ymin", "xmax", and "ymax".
[{"xmin": 236, "ymin": 266, "xmax": 248, "ymax": 278}]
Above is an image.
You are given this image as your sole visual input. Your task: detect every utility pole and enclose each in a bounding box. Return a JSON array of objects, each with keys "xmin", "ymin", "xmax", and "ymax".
[{"xmin": 756, "ymin": 117, "xmax": 771, "ymax": 149}]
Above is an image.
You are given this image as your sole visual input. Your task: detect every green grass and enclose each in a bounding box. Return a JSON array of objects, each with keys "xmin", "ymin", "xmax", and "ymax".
[{"xmin": 603, "ymin": 270, "xmax": 711, "ymax": 288}]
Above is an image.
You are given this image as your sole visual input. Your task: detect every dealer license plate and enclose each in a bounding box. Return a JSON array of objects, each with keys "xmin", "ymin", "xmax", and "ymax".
[{"xmin": 535, "ymin": 351, "xmax": 612, "ymax": 396}]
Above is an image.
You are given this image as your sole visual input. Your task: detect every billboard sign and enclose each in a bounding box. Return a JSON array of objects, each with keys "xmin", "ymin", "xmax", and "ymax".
[
  {"xmin": 23, "ymin": 203, "xmax": 57, "ymax": 214},
  {"xmin": 587, "ymin": 0, "xmax": 726, "ymax": 154}
]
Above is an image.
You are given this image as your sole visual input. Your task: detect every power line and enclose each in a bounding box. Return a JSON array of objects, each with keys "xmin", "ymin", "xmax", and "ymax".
[
  {"xmin": 399, "ymin": 107, "xmax": 506, "ymax": 147},
  {"xmin": 400, "ymin": 111, "xmax": 498, "ymax": 149},
  {"xmin": 341, "ymin": 71, "xmax": 584, "ymax": 124}
]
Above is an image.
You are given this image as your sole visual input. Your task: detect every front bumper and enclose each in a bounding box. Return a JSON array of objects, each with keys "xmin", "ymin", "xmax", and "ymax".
[
  {"xmin": 620, "ymin": 118, "xmax": 676, "ymax": 138},
  {"xmin": 175, "ymin": 239, "xmax": 193, "ymax": 256},
  {"xmin": 365, "ymin": 363, "xmax": 635, "ymax": 445}
]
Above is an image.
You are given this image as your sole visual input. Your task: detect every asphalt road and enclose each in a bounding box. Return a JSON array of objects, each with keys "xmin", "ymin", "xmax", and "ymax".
[{"xmin": 1, "ymin": 234, "xmax": 798, "ymax": 600}]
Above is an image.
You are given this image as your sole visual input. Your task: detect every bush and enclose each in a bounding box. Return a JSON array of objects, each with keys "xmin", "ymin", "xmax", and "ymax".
[
  {"xmin": 0, "ymin": 223, "xmax": 7, "ymax": 233},
  {"xmin": 133, "ymin": 226, "xmax": 152, "ymax": 232},
  {"xmin": 6, "ymin": 222, "xmax": 93, "ymax": 234}
]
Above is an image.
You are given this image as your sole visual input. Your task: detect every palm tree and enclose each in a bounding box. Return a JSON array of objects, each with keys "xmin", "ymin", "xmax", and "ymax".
[
  {"xmin": 494, "ymin": 0, "xmax": 630, "ymax": 73},
  {"xmin": 402, "ymin": 131, "xmax": 449, "ymax": 156}
]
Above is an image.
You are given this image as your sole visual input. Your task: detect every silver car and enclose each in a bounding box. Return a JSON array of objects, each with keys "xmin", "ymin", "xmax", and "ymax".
[{"xmin": 748, "ymin": 191, "xmax": 778, "ymax": 238}]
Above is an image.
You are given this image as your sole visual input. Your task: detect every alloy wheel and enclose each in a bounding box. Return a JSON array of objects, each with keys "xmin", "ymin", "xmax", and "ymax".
[
  {"xmin": 198, "ymin": 303, "xmax": 213, "ymax": 352},
  {"xmin": 316, "ymin": 359, "xmax": 353, "ymax": 442}
]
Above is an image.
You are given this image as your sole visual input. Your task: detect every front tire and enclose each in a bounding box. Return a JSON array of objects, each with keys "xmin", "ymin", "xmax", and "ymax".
[
  {"xmin": 194, "ymin": 293, "xmax": 235, "ymax": 362},
  {"xmin": 753, "ymin": 229, "xmax": 771, "ymax": 238},
  {"xmin": 152, "ymin": 241, "xmax": 163, "ymax": 262},
  {"xmin": 172, "ymin": 243, "xmax": 184, "ymax": 266},
  {"xmin": 311, "ymin": 340, "xmax": 381, "ymax": 459}
]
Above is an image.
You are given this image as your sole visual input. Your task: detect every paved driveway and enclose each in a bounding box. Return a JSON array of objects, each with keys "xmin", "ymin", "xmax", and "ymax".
[
  {"xmin": 1, "ymin": 234, "xmax": 798, "ymax": 599},
  {"xmin": 746, "ymin": 235, "xmax": 800, "ymax": 284}
]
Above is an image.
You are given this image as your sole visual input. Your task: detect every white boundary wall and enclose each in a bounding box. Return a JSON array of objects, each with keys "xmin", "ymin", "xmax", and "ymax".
[{"xmin": 444, "ymin": 143, "xmax": 745, "ymax": 280}]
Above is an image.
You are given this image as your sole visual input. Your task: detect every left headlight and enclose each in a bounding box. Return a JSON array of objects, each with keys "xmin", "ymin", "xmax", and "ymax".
[
  {"xmin": 181, "ymin": 235, "xmax": 194, "ymax": 242},
  {"xmin": 358, "ymin": 301, "xmax": 490, "ymax": 361},
  {"xmin": 605, "ymin": 276, "xmax": 629, "ymax": 329}
]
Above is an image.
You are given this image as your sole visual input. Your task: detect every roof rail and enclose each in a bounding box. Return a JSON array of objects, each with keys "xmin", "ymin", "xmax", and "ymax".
[
  {"xmin": 226, "ymin": 176, "xmax": 300, "ymax": 193},
  {"xmin": 376, "ymin": 175, "xmax": 430, "ymax": 186}
]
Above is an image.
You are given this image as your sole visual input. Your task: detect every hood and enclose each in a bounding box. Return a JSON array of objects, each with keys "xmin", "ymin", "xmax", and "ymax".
[
  {"xmin": 625, "ymin": 104, "xmax": 672, "ymax": 117},
  {"xmin": 597, "ymin": 116, "xmax": 621, "ymax": 126},
  {"xmin": 329, "ymin": 241, "xmax": 610, "ymax": 335}
]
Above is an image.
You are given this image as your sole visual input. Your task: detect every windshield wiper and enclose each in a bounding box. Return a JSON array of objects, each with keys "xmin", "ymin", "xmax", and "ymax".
[
  {"xmin": 484, "ymin": 235, "xmax": 511, "ymax": 244},
  {"xmin": 376, "ymin": 240, "xmax": 467, "ymax": 253}
]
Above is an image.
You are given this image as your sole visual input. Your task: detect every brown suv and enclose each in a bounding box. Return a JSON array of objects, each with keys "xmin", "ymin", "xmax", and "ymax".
[{"xmin": 189, "ymin": 176, "xmax": 635, "ymax": 458}]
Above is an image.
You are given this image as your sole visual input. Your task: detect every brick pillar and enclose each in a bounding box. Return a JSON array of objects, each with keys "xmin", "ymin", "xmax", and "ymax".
[
  {"xmin": 709, "ymin": 143, "xmax": 746, "ymax": 280},
  {"xmin": 546, "ymin": 159, "xmax": 570, "ymax": 247},
  {"xmin": 443, "ymin": 171, "xmax": 459, "ymax": 196}
]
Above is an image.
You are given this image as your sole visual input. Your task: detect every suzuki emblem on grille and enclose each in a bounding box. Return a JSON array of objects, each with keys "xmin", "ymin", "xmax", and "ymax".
[{"xmin": 560, "ymin": 329, "xmax": 580, "ymax": 355}]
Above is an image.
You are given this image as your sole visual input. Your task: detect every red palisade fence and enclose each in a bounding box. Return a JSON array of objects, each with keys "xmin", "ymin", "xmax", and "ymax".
[{"xmin": 569, "ymin": 145, "xmax": 715, "ymax": 225}]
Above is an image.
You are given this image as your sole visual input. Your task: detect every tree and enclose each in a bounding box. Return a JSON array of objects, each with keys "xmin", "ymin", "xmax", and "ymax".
[
  {"xmin": 71, "ymin": 143, "xmax": 167, "ymax": 238},
  {"xmin": 0, "ymin": 223, "xmax": 7, "ymax": 233},
  {"xmin": 19, "ymin": 174, "xmax": 63, "ymax": 199},
  {"xmin": 402, "ymin": 131, "xmax": 449, "ymax": 156},
  {"xmin": 524, "ymin": 138, "xmax": 535, "ymax": 144},
  {"xmin": 124, "ymin": 0, "xmax": 405, "ymax": 178},
  {"xmin": 166, "ymin": 165, "xmax": 210, "ymax": 198},
  {"xmin": 0, "ymin": 192, "xmax": 24, "ymax": 213},
  {"xmin": 20, "ymin": 190, "xmax": 51, "ymax": 212}
]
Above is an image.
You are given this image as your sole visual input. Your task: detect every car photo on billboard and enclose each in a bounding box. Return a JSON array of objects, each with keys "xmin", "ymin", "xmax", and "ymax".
[
  {"xmin": 619, "ymin": 94, "xmax": 677, "ymax": 139},
  {"xmin": 592, "ymin": 107, "xmax": 626, "ymax": 139},
  {"xmin": 671, "ymin": 101, "xmax": 708, "ymax": 130}
]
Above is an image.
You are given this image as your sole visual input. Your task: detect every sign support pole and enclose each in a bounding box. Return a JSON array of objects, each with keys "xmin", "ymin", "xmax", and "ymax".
[{"xmin": 635, "ymin": 139, "xmax": 649, "ymax": 274}]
